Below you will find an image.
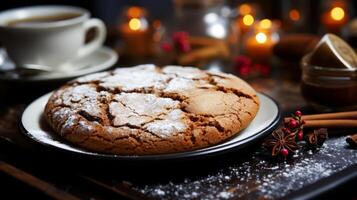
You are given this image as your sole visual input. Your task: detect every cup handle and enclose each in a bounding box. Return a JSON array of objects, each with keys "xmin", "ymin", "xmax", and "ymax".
[{"xmin": 77, "ymin": 18, "xmax": 106, "ymax": 58}]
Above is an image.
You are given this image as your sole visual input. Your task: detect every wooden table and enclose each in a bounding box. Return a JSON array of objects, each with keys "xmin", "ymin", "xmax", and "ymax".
[{"xmin": 0, "ymin": 59, "xmax": 356, "ymax": 200}]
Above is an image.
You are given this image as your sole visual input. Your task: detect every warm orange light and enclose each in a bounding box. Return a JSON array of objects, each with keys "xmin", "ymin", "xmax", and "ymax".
[
  {"xmin": 129, "ymin": 18, "xmax": 141, "ymax": 31},
  {"xmin": 239, "ymin": 4, "xmax": 252, "ymax": 15},
  {"xmin": 260, "ymin": 19, "xmax": 272, "ymax": 29},
  {"xmin": 289, "ymin": 9, "xmax": 300, "ymax": 21},
  {"xmin": 330, "ymin": 7, "xmax": 345, "ymax": 21},
  {"xmin": 153, "ymin": 20, "xmax": 161, "ymax": 29},
  {"xmin": 127, "ymin": 6, "xmax": 143, "ymax": 18},
  {"xmin": 243, "ymin": 14, "xmax": 254, "ymax": 26},
  {"xmin": 256, "ymin": 32, "xmax": 267, "ymax": 44}
]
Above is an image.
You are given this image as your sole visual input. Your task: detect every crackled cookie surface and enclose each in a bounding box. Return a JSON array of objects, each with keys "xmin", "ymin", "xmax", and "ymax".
[{"xmin": 44, "ymin": 65, "xmax": 259, "ymax": 155}]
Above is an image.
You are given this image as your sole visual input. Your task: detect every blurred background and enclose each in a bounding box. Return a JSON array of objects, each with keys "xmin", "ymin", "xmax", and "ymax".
[
  {"xmin": 1, "ymin": 0, "xmax": 356, "ymax": 78},
  {"xmin": 2, "ymin": 0, "xmax": 355, "ymax": 32}
]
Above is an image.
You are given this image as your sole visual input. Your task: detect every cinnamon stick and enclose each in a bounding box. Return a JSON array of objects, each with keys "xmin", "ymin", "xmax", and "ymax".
[
  {"xmin": 284, "ymin": 111, "xmax": 357, "ymax": 123},
  {"xmin": 189, "ymin": 36, "xmax": 224, "ymax": 47},
  {"xmin": 178, "ymin": 44, "xmax": 229, "ymax": 65},
  {"xmin": 304, "ymin": 119, "xmax": 357, "ymax": 128},
  {"xmin": 346, "ymin": 133, "xmax": 357, "ymax": 147}
]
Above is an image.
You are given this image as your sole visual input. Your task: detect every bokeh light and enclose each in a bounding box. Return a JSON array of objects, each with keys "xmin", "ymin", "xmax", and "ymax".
[
  {"xmin": 239, "ymin": 4, "xmax": 252, "ymax": 15},
  {"xmin": 243, "ymin": 14, "xmax": 254, "ymax": 26},
  {"xmin": 256, "ymin": 32, "xmax": 267, "ymax": 44},
  {"xmin": 129, "ymin": 18, "xmax": 141, "ymax": 31},
  {"xmin": 289, "ymin": 9, "xmax": 300, "ymax": 21},
  {"xmin": 260, "ymin": 19, "xmax": 272, "ymax": 29},
  {"xmin": 330, "ymin": 7, "xmax": 345, "ymax": 21}
]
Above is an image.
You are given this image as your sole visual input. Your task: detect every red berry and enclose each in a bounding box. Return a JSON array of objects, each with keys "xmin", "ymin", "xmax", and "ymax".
[
  {"xmin": 178, "ymin": 41, "xmax": 191, "ymax": 52},
  {"xmin": 234, "ymin": 56, "xmax": 252, "ymax": 68},
  {"xmin": 282, "ymin": 127, "xmax": 291, "ymax": 135},
  {"xmin": 302, "ymin": 120, "xmax": 306, "ymax": 125},
  {"xmin": 289, "ymin": 119, "xmax": 298, "ymax": 129},
  {"xmin": 173, "ymin": 31, "xmax": 189, "ymax": 43},
  {"xmin": 280, "ymin": 148, "xmax": 289, "ymax": 156},
  {"xmin": 297, "ymin": 130, "xmax": 303, "ymax": 140},
  {"xmin": 295, "ymin": 110, "xmax": 302, "ymax": 117},
  {"xmin": 161, "ymin": 42, "xmax": 173, "ymax": 52},
  {"xmin": 255, "ymin": 64, "xmax": 270, "ymax": 76},
  {"xmin": 172, "ymin": 31, "xmax": 191, "ymax": 52},
  {"xmin": 239, "ymin": 66, "xmax": 250, "ymax": 76}
]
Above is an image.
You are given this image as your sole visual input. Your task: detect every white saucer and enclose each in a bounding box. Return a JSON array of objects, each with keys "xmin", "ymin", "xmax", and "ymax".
[
  {"xmin": 21, "ymin": 92, "xmax": 280, "ymax": 161},
  {"xmin": 0, "ymin": 46, "xmax": 118, "ymax": 82}
]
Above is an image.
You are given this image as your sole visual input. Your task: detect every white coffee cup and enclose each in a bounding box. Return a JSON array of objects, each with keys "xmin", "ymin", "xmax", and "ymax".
[{"xmin": 0, "ymin": 5, "xmax": 106, "ymax": 70}]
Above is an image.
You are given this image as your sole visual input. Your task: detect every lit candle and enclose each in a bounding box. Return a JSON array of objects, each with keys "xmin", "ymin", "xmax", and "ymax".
[
  {"xmin": 119, "ymin": 7, "xmax": 154, "ymax": 57},
  {"xmin": 245, "ymin": 19, "xmax": 278, "ymax": 61},
  {"xmin": 246, "ymin": 32, "xmax": 274, "ymax": 60},
  {"xmin": 236, "ymin": 4, "xmax": 256, "ymax": 34},
  {"xmin": 322, "ymin": 5, "xmax": 348, "ymax": 33}
]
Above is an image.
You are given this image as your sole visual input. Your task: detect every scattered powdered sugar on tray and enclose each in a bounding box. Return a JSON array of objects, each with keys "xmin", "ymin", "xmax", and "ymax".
[{"xmin": 136, "ymin": 137, "xmax": 357, "ymax": 199}]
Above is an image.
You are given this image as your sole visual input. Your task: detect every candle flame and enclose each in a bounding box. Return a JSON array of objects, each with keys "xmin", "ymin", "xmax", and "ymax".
[
  {"xmin": 256, "ymin": 32, "xmax": 267, "ymax": 44},
  {"xmin": 243, "ymin": 14, "xmax": 254, "ymax": 26},
  {"xmin": 289, "ymin": 9, "xmax": 300, "ymax": 21},
  {"xmin": 260, "ymin": 19, "xmax": 272, "ymax": 29},
  {"xmin": 129, "ymin": 18, "xmax": 141, "ymax": 31},
  {"xmin": 239, "ymin": 4, "xmax": 252, "ymax": 15},
  {"xmin": 330, "ymin": 7, "xmax": 345, "ymax": 21}
]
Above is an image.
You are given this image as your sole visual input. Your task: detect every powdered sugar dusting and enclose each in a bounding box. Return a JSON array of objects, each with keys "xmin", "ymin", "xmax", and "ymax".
[
  {"xmin": 51, "ymin": 85, "xmax": 111, "ymax": 123},
  {"xmin": 61, "ymin": 85, "xmax": 104, "ymax": 118},
  {"xmin": 60, "ymin": 115, "xmax": 80, "ymax": 135},
  {"xmin": 109, "ymin": 102, "xmax": 150, "ymax": 127},
  {"xmin": 113, "ymin": 93, "xmax": 180, "ymax": 116},
  {"xmin": 113, "ymin": 64, "xmax": 156, "ymax": 74},
  {"xmin": 137, "ymin": 137, "xmax": 357, "ymax": 199},
  {"xmin": 51, "ymin": 107, "xmax": 72, "ymax": 124},
  {"xmin": 61, "ymin": 84, "xmax": 98, "ymax": 104},
  {"xmin": 164, "ymin": 77, "xmax": 215, "ymax": 94},
  {"xmin": 97, "ymin": 64, "xmax": 169, "ymax": 91},
  {"xmin": 144, "ymin": 109, "xmax": 187, "ymax": 136},
  {"xmin": 100, "ymin": 70, "xmax": 168, "ymax": 91},
  {"xmin": 109, "ymin": 93, "xmax": 183, "ymax": 130},
  {"xmin": 75, "ymin": 71, "xmax": 110, "ymax": 83},
  {"xmin": 164, "ymin": 77, "xmax": 196, "ymax": 93},
  {"xmin": 163, "ymin": 65, "xmax": 209, "ymax": 79}
]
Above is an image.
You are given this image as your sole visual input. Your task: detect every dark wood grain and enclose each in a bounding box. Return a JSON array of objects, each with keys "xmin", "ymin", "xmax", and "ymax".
[
  {"xmin": 80, "ymin": 176, "xmax": 151, "ymax": 200},
  {"xmin": 0, "ymin": 161, "xmax": 80, "ymax": 200}
]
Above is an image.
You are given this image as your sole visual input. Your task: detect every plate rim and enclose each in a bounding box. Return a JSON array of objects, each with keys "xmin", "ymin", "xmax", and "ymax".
[{"xmin": 20, "ymin": 92, "xmax": 281, "ymax": 161}]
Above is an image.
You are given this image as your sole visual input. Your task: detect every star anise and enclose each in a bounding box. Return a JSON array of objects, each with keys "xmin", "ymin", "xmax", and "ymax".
[
  {"xmin": 263, "ymin": 130, "xmax": 299, "ymax": 156},
  {"xmin": 305, "ymin": 128, "xmax": 328, "ymax": 146}
]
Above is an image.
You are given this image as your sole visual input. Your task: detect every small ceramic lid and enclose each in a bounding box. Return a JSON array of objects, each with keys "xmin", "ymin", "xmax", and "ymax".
[{"xmin": 309, "ymin": 34, "xmax": 357, "ymax": 69}]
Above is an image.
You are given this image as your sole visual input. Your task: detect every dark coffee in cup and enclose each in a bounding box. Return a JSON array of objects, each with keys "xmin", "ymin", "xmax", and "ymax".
[{"xmin": 6, "ymin": 12, "xmax": 81, "ymax": 26}]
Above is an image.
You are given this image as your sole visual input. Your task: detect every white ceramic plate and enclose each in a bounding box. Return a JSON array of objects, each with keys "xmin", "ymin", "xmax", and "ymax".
[
  {"xmin": 21, "ymin": 92, "xmax": 280, "ymax": 161},
  {"xmin": 0, "ymin": 46, "xmax": 118, "ymax": 82}
]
